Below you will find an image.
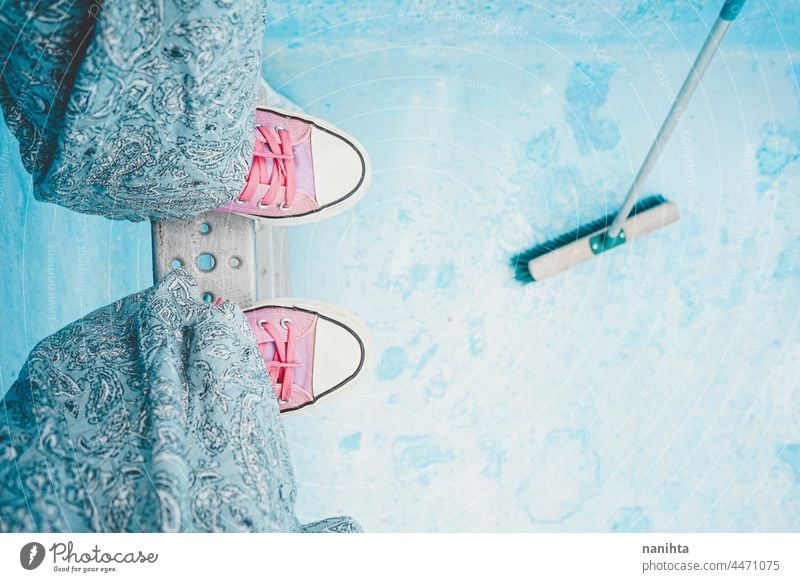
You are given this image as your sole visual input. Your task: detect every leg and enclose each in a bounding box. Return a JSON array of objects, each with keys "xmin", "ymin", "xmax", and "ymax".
[
  {"xmin": 0, "ymin": 0, "xmax": 266, "ymax": 221},
  {"xmin": 1, "ymin": 270, "xmax": 360, "ymax": 532}
]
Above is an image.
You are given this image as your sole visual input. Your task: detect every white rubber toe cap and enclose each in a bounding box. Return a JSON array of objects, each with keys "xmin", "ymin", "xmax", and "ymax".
[
  {"xmin": 312, "ymin": 315, "xmax": 367, "ymax": 399},
  {"xmin": 311, "ymin": 127, "xmax": 369, "ymax": 208}
]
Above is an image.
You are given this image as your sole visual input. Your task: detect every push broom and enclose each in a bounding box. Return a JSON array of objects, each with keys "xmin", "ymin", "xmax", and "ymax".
[{"xmin": 513, "ymin": 0, "xmax": 746, "ymax": 282}]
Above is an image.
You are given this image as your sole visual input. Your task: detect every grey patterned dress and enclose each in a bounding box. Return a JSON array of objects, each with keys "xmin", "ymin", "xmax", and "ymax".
[
  {"xmin": 0, "ymin": 2, "xmax": 361, "ymax": 532},
  {"xmin": 0, "ymin": 0, "xmax": 261, "ymax": 221},
  {"xmin": 0, "ymin": 271, "xmax": 361, "ymax": 533}
]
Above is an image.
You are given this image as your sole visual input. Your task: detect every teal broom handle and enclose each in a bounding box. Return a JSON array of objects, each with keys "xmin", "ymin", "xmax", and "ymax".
[
  {"xmin": 720, "ymin": 0, "xmax": 747, "ymax": 21},
  {"xmin": 606, "ymin": 0, "xmax": 746, "ymax": 239}
]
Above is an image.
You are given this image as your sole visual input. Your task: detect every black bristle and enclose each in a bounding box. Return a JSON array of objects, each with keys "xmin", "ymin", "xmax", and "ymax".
[{"xmin": 511, "ymin": 195, "xmax": 668, "ymax": 283}]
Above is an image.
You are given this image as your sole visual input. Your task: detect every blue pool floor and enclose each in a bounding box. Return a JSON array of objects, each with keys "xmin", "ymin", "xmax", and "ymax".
[{"xmin": 2, "ymin": 1, "xmax": 799, "ymax": 531}]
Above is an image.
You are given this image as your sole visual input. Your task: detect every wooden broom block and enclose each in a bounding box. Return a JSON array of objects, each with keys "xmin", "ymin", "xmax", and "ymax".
[{"xmin": 528, "ymin": 201, "xmax": 680, "ymax": 281}]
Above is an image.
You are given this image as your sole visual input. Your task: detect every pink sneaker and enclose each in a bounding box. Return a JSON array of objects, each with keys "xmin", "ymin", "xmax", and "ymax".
[
  {"xmin": 244, "ymin": 299, "xmax": 370, "ymax": 414},
  {"xmin": 219, "ymin": 107, "xmax": 371, "ymax": 225}
]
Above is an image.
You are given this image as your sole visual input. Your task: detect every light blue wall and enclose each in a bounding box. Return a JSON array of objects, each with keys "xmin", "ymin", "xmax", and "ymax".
[
  {"xmin": 0, "ymin": 118, "xmax": 152, "ymax": 393},
  {"xmin": 264, "ymin": 0, "xmax": 800, "ymax": 50},
  {"xmin": 263, "ymin": 0, "xmax": 800, "ymax": 531}
]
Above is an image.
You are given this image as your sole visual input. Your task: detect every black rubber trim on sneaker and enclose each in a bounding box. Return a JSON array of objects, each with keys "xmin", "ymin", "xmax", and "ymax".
[
  {"xmin": 255, "ymin": 107, "xmax": 369, "ymax": 222},
  {"xmin": 255, "ymin": 303, "xmax": 367, "ymax": 415}
]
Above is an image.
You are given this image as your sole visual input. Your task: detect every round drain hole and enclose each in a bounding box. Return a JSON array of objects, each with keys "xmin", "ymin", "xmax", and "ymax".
[
  {"xmin": 198, "ymin": 223, "xmax": 211, "ymax": 234},
  {"xmin": 228, "ymin": 256, "xmax": 242, "ymax": 269},
  {"xmin": 196, "ymin": 253, "xmax": 216, "ymax": 272},
  {"xmin": 170, "ymin": 258, "xmax": 183, "ymax": 270}
]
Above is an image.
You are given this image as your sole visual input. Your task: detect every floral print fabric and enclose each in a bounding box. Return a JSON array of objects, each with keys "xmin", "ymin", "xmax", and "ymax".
[
  {"xmin": 0, "ymin": 270, "xmax": 361, "ymax": 532},
  {"xmin": 0, "ymin": 0, "xmax": 263, "ymax": 221}
]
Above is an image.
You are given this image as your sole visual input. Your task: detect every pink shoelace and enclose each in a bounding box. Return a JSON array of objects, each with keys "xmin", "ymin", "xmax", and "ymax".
[
  {"xmin": 258, "ymin": 318, "xmax": 300, "ymax": 403},
  {"xmin": 236, "ymin": 124, "xmax": 296, "ymax": 209}
]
